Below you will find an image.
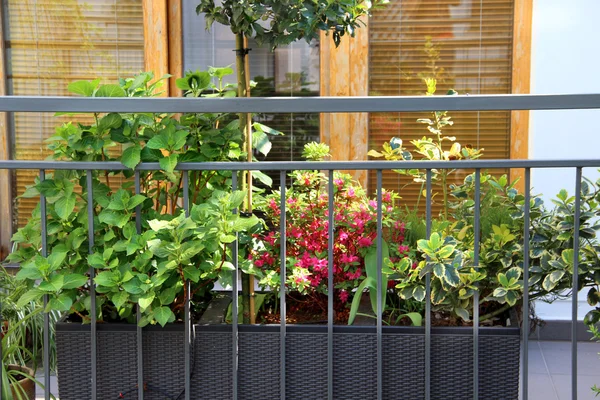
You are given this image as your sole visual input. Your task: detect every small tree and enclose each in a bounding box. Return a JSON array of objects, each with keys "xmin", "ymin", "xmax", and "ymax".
[{"xmin": 197, "ymin": 0, "xmax": 389, "ymax": 323}]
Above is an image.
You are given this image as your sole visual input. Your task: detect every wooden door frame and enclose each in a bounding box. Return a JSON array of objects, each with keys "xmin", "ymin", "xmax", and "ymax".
[{"xmin": 320, "ymin": 0, "xmax": 533, "ymax": 190}]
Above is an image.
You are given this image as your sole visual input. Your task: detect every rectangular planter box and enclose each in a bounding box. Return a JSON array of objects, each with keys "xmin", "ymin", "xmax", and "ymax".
[
  {"xmin": 55, "ymin": 323, "xmax": 185, "ymax": 400},
  {"xmin": 56, "ymin": 321, "xmax": 520, "ymax": 400},
  {"xmin": 194, "ymin": 324, "xmax": 521, "ymax": 400}
]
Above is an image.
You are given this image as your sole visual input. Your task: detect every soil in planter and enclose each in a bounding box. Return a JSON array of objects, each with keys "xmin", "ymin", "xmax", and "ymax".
[{"xmin": 257, "ymin": 293, "xmax": 516, "ymax": 327}]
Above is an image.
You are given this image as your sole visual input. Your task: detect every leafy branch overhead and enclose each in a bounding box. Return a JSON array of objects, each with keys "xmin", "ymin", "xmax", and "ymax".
[{"xmin": 197, "ymin": 0, "xmax": 389, "ymax": 48}]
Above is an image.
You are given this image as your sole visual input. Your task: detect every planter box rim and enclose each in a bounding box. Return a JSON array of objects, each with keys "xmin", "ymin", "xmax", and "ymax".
[
  {"xmin": 196, "ymin": 323, "xmax": 520, "ymax": 336},
  {"xmin": 55, "ymin": 321, "xmax": 184, "ymax": 332}
]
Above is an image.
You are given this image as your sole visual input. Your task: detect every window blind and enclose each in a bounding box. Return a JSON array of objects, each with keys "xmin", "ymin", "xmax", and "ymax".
[
  {"xmin": 4, "ymin": 0, "xmax": 144, "ymax": 227},
  {"xmin": 368, "ymin": 0, "xmax": 514, "ymax": 212}
]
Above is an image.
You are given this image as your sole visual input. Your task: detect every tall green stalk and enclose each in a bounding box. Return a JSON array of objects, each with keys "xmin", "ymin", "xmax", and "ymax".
[{"xmin": 235, "ymin": 32, "xmax": 253, "ymax": 324}]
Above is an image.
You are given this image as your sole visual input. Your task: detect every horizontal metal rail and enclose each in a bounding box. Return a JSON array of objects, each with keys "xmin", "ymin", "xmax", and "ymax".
[
  {"xmin": 0, "ymin": 93, "xmax": 600, "ymax": 113},
  {"xmin": 2, "ymin": 158, "xmax": 600, "ymax": 171}
]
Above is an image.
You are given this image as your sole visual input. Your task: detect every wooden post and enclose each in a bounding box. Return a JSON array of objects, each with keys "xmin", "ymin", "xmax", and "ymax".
[
  {"xmin": 167, "ymin": 0, "xmax": 183, "ymax": 96},
  {"xmin": 510, "ymin": 0, "xmax": 533, "ymax": 191},
  {"xmin": 0, "ymin": 3, "xmax": 12, "ymax": 260},
  {"xmin": 143, "ymin": 0, "xmax": 170, "ymax": 96},
  {"xmin": 320, "ymin": 18, "xmax": 370, "ymax": 187}
]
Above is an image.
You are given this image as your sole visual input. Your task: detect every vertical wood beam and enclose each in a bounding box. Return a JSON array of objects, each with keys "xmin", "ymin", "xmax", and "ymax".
[
  {"xmin": 143, "ymin": 0, "xmax": 170, "ymax": 96},
  {"xmin": 320, "ymin": 18, "xmax": 370, "ymax": 186},
  {"xmin": 510, "ymin": 0, "xmax": 533, "ymax": 190},
  {"xmin": 0, "ymin": 3, "xmax": 12, "ymax": 260},
  {"xmin": 167, "ymin": 0, "xmax": 183, "ymax": 97}
]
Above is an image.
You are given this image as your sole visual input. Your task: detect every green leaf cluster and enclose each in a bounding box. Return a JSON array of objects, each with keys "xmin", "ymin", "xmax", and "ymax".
[{"xmin": 7, "ymin": 71, "xmax": 268, "ymax": 327}]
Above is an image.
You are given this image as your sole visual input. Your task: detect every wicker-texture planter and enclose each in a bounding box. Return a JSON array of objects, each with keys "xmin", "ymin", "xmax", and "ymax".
[
  {"xmin": 55, "ymin": 323, "xmax": 185, "ymax": 400},
  {"xmin": 56, "ymin": 319, "xmax": 520, "ymax": 400},
  {"xmin": 194, "ymin": 324, "xmax": 520, "ymax": 400}
]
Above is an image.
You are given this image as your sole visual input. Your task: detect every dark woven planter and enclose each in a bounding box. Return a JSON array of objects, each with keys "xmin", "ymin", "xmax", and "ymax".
[
  {"xmin": 194, "ymin": 324, "xmax": 520, "ymax": 400},
  {"xmin": 55, "ymin": 323, "xmax": 185, "ymax": 400},
  {"xmin": 56, "ymin": 316, "xmax": 520, "ymax": 399}
]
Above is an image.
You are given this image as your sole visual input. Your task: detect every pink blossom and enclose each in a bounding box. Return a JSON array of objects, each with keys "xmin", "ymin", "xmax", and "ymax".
[
  {"xmin": 339, "ymin": 290, "xmax": 349, "ymax": 303},
  {"xmin": 346, "ymin": 187, "xmax": 356, "ymax": 198},
  {"xmin": 369, "ymin": 200, "xmax": 378, "ymax": 208},
  {"xmin": 358, "ymin": 236, "xmax": 373, "ymax": 247}
]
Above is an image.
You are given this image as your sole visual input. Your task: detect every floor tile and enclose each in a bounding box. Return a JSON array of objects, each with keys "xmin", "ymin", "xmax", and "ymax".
[
  {"xmin": 551, "ymin": 374, "xmax": 600, "ymax": 400},
  {"xmin": 523, "ymin": 373, "xmax": 559, "ymax": 400}
]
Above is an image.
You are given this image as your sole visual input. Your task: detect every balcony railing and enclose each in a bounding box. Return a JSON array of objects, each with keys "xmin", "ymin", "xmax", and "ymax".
[{"xmin": 0, "ymin": 93, "xmax": 599, "ymax": 400}]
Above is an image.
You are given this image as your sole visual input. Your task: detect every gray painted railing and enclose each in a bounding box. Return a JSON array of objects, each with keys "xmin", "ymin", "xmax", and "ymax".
[{"xmin": 0, "ymin": 93, "xmax": 599, "ymax": 400}]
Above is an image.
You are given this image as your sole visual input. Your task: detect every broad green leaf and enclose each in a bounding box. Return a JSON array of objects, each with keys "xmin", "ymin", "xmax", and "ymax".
[
  {"xmin": 253, "ymin": 122, "xmax": 283, "ymax": 135},
  {"xmin": 561, "ymin": 249, "xmax": 575, "ymax": 266},
  {"xmin": 432, "ymin": 263, "xmax": 445, "ymax": 279},
  {"xmin": 128, "ymin": 194, "xmax": 147, "ymax": 210},
  {"xmin": 16, "ymin": 288, "xmax": 44, "ymax": 307},
  {"xmin": 455, "ymin": 307, "xmax": 470, "ymax": 321},
  {"xmin": 159, "ymin": 153, "xmax": 178, "ymax": 173},
  {"xmin": 146, "ymin": 133, "xmax": 169, "ymax": 150},
  {"xmin": 95, "ymin": 271, "xmax": 117, "ymax": 287},
  {"xmin": 88, "ymin": 253, "xmax": 107, "ymax": 269},
  {"xmin": 437, "ymin": 245, "xmax": 455, "ymax": 259},
  {"xmin": 183, "ymin": 266, "xmax": 201, "ymax": 282},
  {"xmin": 39, "ymin": 274, "xmax": 64, "ymax": 292},
  {"xmin": 67, "ymin": 79, "xmax": 99, "ymax": 97},
  {"xmin": 588, "ymin": 287, "xmax": 600, "ymax": 306},
  {"xmin": 121, "ymin": 145, "xmax": 142, "ymax": 169},
  {"xmin": 112, "ymin": 291, "xmax": 129, "ymax": 309},
  {"xmin": 173, "ymin": 130, "xmax": 188, "ymax": 150},
  {"xmin": 47, "ymin": 294, "xmax": 73, "ymax": 312},
  {"xmin": 98, "ymin": 112, "xmax": 123, "ymax": 132},
  {"xmin": 95, "ymin": 84, "xmax": 127, "ymax": 97},
  {"xmin": 139, "ymin": 292, "xmax": 155, "ymax": 311},
  {"xmin": 62, "ymin": 274, "xmax": 89, "ymax": 289},
  {"xmin": 16, "ymin": 267, "xmax": 43, "ymax": 281},
  {"xmin": 55, "ymin": 194, "xmax": 76, "ymax": 220},
  {"xmin": 99, "ymin": 210, "xmax": 129, "ymax": 228},
  {"xmin": 153, "ymin": 306, "xmax": 173, "ymax": 327},
  {"xmin": 412, "ymin": 286, "xmax": 426, "ymax": 302},
  {"xmin": 498, "ymin": 273, "xmax": 509, "ymax": 287},
  {"xmin": 443, "ymin": 266, "xmax": 460, "ymax": 287},
  {"xmin": 542, "ymin": 270, "xmax": 565, "ymax": 291},
  {"xmin": 253, "ymin": 171, "xmax": 273, "ymax": 187},
  {"xmin": 253, "ymin": 130, "xmax": 272, "ymax": 156}
]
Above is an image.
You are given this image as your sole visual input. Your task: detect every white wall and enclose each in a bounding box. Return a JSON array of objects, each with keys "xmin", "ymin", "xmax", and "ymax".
[{"xmin": 530, "ymin": 0, "xmax": 600, "ymax": 320}]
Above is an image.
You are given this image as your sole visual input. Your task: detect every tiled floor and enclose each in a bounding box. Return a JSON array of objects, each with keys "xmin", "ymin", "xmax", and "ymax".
[{"xmin": 36, "ymin": 340, "xmax": 599, "ymax": 400}]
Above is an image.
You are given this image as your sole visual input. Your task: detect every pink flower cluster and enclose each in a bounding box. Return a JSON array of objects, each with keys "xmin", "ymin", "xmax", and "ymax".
[{"xmin": 252, "ymin": 171, "xmax": 410, "ymax": 307}]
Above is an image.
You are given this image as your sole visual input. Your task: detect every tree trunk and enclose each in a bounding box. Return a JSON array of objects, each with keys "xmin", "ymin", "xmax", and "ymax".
[{"xmin": 235, "ymin": 32, "xmax": 254, "ymax": 324}]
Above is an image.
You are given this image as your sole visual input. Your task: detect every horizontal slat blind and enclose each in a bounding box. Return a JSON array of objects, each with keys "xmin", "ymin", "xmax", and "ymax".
[
  {"xmin": 4, "ymin": 0, "xmax": 144, "ymax": 226},
  {"xmin": 368, "ymin": 0, "xmax": 514, "ymax": 213}
]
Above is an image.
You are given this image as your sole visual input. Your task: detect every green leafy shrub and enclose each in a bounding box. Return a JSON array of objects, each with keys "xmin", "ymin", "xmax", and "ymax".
[{"xmin": 6, "ymin": 70, "xmax": 264, "ymax": 327}]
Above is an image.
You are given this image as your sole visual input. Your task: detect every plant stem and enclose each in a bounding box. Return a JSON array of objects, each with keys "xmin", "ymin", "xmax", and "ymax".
[
  {"xmin": 478, "ymin": 302, "xmax": 512, "ymax": 323},
  {"xmin": 235, "ymin": 32, "xmax": 253, "ymax": 324}
]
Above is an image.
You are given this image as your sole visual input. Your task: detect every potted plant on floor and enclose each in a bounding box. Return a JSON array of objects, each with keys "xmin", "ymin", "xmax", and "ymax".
[{"xmin": 1, "ymin": 266, "xmax": 55, "ymax": 400}]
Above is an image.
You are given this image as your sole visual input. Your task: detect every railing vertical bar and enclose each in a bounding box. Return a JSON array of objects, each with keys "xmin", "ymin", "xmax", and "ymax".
[
  {"xmin": 183, "ymin": 170, "xmax": 191, "ymax": 400},
  {"xmin": 40, "ymin": 169, "xmax": 50, "ymax": 400},
  {"xmin": 231, "ymin": 171, "xmax": 239, "ymax": 400},
  {"xmin": 425, "ymin": 169, "xmax": 432, "ymax": 400},
  {"xmin": 279, "ymin": 170, "xmax": 287, "ymax": 400},
  {"xmin": 572, "ymin": 167, "xmax": 582, "ymax": 400},
  {"xmin": 376, "ymin": 170, "xmax": 383, "ymax": 400},
  {"xmin": 328, "ymin": 169, "xmax": 334, "ymax": 400},
  {"xmin": 134, "ymin": 171, "xmax": 144, "ymax": 400},
  {"xmin": 522, "ymin": 167, "xmax": 531, "ymax": 400},
  {"xmin": 473, "ymin": 169, "xmax": 481, "ymax": 400},
  {"xmin": 86, "ymin": 170, "xmax": 97, "ymax": 400}
]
